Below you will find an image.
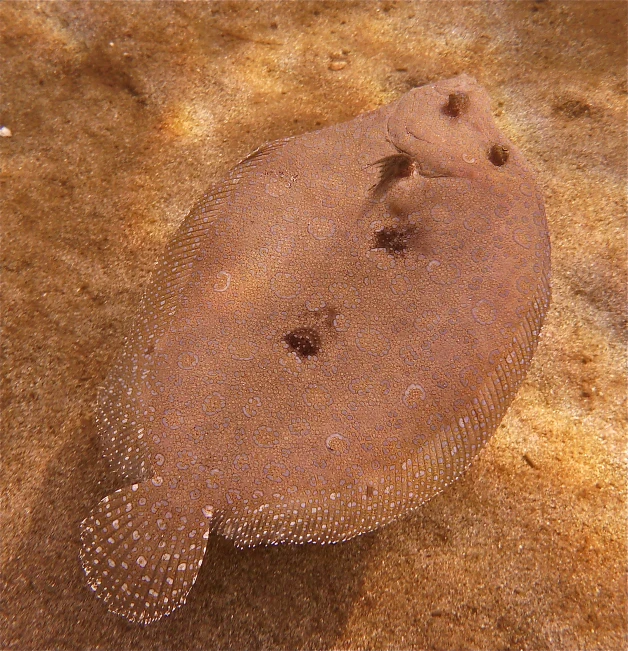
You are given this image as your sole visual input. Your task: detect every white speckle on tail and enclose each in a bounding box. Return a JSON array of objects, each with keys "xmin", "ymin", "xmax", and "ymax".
[{"xmin": 80, "ymin": 481, "xmax": 212, "ymax": 624}]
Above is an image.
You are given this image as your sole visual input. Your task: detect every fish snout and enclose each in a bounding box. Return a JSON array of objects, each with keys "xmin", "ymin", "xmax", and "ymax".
[{"xmin": 387, "ymin": 75, "xmax": 513, "ymax": 181}]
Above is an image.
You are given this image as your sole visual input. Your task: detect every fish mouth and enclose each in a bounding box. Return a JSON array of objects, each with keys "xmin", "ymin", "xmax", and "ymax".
[{"xmin": 381, "ymin": 116, "xmax": 457, "ymax": 181}]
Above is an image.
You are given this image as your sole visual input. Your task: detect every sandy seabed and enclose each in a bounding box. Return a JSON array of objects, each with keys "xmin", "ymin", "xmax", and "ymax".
[{"xmin": 1, "ymin": 1, "xmax": 626, "ymax": 649}]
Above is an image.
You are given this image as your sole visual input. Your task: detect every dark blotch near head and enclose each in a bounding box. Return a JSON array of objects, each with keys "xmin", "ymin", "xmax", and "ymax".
[
  {"xmin": 443, "ymin": 91, "xmax": 469, "ymax": 117},
  {"xmin": 489, "ymin": 144, "xmax": 509, "ymax": 166},
  {"xmin": 373, "ymin": 226, "xmax": 415, "ymax": 255},
  {"xmin": 284, "ymin": 327, "xmax": 321, "ymax": 358}
]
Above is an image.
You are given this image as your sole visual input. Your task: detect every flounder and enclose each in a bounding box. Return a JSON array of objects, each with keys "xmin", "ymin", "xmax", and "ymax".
[{"xmin": 81, "ymin": 74, "xmax": 551, "ymax": 624}]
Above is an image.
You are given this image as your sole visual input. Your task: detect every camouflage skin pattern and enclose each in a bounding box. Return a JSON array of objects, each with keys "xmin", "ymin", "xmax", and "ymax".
[{"xmin": 80, "ymin": 75, "xmax": 551, "ymax": 624}]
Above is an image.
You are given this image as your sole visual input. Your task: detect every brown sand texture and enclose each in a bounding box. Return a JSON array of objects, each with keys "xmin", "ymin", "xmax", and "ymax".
[{"xmin": 1, "ymin": 1, "xmax": 626, "ymax": 649}]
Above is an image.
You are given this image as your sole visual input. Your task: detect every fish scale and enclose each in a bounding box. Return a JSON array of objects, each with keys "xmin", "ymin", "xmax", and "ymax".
[{"xmin": 81, "ymin": 74, "xmax": 551, "ymax": 625}]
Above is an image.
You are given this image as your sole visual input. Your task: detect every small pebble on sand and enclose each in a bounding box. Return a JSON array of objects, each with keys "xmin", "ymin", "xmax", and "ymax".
[{"xmin": 329, "ymin": 60, "xmax": 348, "ymax": 71}]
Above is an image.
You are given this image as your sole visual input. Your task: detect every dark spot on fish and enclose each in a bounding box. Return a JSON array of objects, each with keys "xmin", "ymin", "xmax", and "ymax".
[
  {"xmin": 373, "ymin": 226, "xmax": 415, "ymax": 255},
  {"xmin": 144, "ymin": 343, "xmax": 155, "ymax": 355},
  {"xmin": 284, "ymin": 327, "xmax": 321, "ymax": 358},
  {"xmin": 366, "ymin": 485, "xmax": 375, "ymax": 498},
  {"xmin": 489, "ymin": 144, "xmax": 509, "ymax": 166},
  {"xmin": 370, "ymin": 153, "xmax": 415, "ymax": 195},
  {"xmin": 442, "ymin": 91, "xmax": 469, "ymax": 117}
]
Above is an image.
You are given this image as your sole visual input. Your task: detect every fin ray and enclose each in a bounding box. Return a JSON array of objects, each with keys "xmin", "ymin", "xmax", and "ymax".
[
  {"xmin": 97, "ymin": 141, "xmax": 288, "ymax": 483},
  {"xmin": 80, "ymin": 481, "xmax": 213, "ymax": 625}
]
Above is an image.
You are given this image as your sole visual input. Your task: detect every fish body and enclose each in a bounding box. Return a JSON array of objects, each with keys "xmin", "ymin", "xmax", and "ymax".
[{"xmin": 81, "ymin": 75, "xmax": 551, "ymax": 624}]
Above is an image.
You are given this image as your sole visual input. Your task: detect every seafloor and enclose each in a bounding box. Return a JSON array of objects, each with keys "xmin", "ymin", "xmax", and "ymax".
[{"xmin": 1, "ymin": 1, "xmax": 626, "ymax": 649}]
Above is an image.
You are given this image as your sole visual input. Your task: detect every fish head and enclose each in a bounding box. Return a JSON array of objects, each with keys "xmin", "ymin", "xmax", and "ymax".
[{"xmin": 387, "ymin": 74, "xmax": 524, "ymax": 183}]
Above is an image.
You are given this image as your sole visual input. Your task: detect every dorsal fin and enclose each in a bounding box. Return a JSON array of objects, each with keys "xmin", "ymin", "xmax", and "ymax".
[
  {"xmin": 96, "ymin": 140, "xmax": 289, "ymax": 483},
  {"xmin": 237, "ymin": 138, "xmax": 289, "ymax": 166}
]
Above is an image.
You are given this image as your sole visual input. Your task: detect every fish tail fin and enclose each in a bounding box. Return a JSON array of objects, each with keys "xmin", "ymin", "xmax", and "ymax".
[{"xmin": 80, "ymin": 480, "xmax": 215, "ymax": 625}]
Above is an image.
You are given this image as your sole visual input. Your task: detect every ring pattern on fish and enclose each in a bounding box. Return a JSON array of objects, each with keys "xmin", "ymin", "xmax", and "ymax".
[{"xmin": 81, "ymin": 74, "xmax": 551, "ymax": 625}]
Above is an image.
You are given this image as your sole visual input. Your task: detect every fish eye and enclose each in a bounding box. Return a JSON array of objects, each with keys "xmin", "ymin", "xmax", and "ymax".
[
  {"xmin": 488, "ymin": 144, "xmax": 509, "ymax": 166},
  {"xmin": 442, "ymin": 91, "xmax": 469, "ymax": 117}
]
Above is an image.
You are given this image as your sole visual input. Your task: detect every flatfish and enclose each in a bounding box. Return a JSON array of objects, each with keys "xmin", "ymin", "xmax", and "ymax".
[{"xmin": 80, "ymin": 74, "xmax": 551, "ymax": 624}]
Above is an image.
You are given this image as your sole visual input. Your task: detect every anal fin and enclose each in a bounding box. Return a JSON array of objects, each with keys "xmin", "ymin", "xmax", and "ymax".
[{"xmin": 80, "ymin": 480, "xmax": 214, "ymax": 625}]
